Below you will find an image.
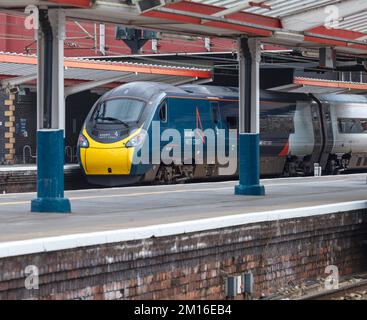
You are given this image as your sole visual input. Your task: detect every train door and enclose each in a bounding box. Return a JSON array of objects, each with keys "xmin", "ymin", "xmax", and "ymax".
[
  {"xmin": 192, "ymin": 99, "xmax": 216, "ymax": 174},
  {"xmin": 217, "ymin": 101, "xmax": 239, "ymax": 176},
  {"xmin": 159, "ymin": 98, "xmax": 181, "ymax": 165},
  {"xmin": 164, "ymin": 97, "xmax": 213, "ymax": 171},
  {"xmin": 211, "ymin": 101, "xmax": 222, "ymax": 169},
  {"xmin": 287, "ymin": 100, "xmax": 321, "ymax": 175},
  {"xmin": 309, "ymin": 101, "xmax": 324, "ymax": 169}
]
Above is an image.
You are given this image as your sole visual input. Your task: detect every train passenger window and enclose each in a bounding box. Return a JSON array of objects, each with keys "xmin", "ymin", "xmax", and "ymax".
[
  {"xmin": 218, "ymin": 103, "xmax": 238, "ymax": 129},
  {"xmin": 338, "ymin": 118, "xmax": 367, "ymax": 134},
  {"xmin": 261, "ymin": 115, "xmax": 294, "ymax": 134},
  {"xmin": 160, "ymin": 101, "xmax": 167, "ymax": 123}
]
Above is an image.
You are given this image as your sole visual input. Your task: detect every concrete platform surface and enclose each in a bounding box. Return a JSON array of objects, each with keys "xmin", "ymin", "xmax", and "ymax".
[{"xmin": 0, "ymin": 174, "xmax": 367, "ymax": 243}]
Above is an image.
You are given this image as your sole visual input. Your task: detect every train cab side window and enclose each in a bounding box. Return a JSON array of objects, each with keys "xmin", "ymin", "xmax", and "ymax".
[
  {"xmin": 226, "ymin": 116, "xmax": 238, "ymax": 129},
  {"xmin": 211, "ymin": 102, "xmax": 220, "ymax": 125},
  {"xmin": 160, "ymin": 101, "xmax": 167, "ymax": 123},
  {"xmin": 338, "ymin": 118, "xmax": 367, "ymax": 134}
]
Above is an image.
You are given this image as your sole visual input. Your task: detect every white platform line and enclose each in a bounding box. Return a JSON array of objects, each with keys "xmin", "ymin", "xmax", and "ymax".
[
  {"xmin": 0, "ymin": 200, "xmax": 366, "ymax": 259},
  {"xmin": 0, "ymin": 164, "xmax": 79, "ymax": 172}
]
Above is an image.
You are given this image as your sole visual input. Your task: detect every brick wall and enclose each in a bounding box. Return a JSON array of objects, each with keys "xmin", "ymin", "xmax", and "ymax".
[
  {"xmin": 0, "ymin": 90, "xmax": 16, "ymax": 164},
  {"xmin": 0, "ymin": 210, "xmax": 366, "ymax": 300},
  {"xmin": 0, "ymin": 91, "xmax": 6, "ymax": 164}
]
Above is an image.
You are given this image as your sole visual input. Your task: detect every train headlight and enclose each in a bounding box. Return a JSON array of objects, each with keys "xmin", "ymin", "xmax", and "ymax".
[
  {"xmin": 126, "ymin": 131, "xmax": 147, "ymax": 148},
  {"xmin": 78, "ymin": 134, "xmax": 89, "ymax": 148}
]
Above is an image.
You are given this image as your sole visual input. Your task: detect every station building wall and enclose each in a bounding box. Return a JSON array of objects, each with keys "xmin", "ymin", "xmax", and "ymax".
[
  {"xmin": 65, "ymin": 92, "xmax": 101, "ymax": 163},
  {"xmin": 13, "ymin": 90, "xmax": 37, "ymax": 164},
  {"xmin": 0, "ymin": 13, "xmax": 235, "ymax": 57},
  {"xmin": 0, "ymin": 88, "xmax": 99, "ymax": 165}
]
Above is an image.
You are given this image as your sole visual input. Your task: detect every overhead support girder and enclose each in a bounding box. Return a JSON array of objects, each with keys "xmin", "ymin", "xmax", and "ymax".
[
  {"xmin": 145, "ymin": 1, "xmax": 280, "ymax": 37},
  {"xmin": 144, "ymin": 3, "xmax": 367, "ymax": 52},
  {"xmin": 2, "ymin": 1, "xmax": 367, "ymax": 53},
  {"xmin": 0, "ymin": 73, "xmax": 37, "ymax": 88},
  {"xmin": 48, "ymin": 0, "xmax": 92, "ymax": 8},
  {"xmin": 212, "ymin": 0, "xmax": 263, "ymax": 17},
  {"xmin": 190, "ymin": 77, "xmax": 213, "ymax": 85},
  {"xmin": 64, "ymin": 73, "xmax": 133, "ymax": 97},
  {"xmin": 171, "ymin": 77, "xmax": 198, "ymax": 86}
]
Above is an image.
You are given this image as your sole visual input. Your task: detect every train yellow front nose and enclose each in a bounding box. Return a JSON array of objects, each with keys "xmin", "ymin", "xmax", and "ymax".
[
  {"xmin": 80, "ymin": 129, "xmax": 135, "ymax": 175},
  {"xmin": 84, "ymin": 147, "xmax": 134, "ymax": 175}
]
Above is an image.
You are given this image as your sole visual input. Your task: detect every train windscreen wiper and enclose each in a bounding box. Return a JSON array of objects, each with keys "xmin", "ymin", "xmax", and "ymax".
[{"xmin": 96, "ymin": 117, "xmax": 129, "ymax": 127}]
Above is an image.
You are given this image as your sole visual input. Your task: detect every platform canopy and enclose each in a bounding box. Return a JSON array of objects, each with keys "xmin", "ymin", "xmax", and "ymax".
[
  {"xmin": 0, "ymin": 52, "xmax": 212, "ymax": 94},
  {"xmin": 2, "ymin": 0, "xmax": 367, "ymax": 56}
]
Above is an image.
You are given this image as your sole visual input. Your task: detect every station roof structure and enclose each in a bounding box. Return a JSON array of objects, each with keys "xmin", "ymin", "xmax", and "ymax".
[
  {"xmin": 2, "ymin": 49, "xmax": 367, "ymax": 95},
  {"xmin": 1, "ymin": 1, "xmax": 367, "ymax": 56},
  {"xmin": 1, "ymin": 0, "xmax": 367, "ymax": 95},
  {"xmin": 0, "ymin": 51, "xmax": 212, "ymax": 91}
]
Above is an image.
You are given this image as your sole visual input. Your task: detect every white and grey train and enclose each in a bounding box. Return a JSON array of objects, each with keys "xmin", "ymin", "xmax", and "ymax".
[{"xmin": 285, "ymin": 93, "xmax": 367, "ymax": 176}]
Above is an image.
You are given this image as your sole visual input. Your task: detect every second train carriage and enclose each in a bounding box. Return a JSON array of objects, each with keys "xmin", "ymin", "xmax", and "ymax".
[{"xmin": 77, "ymin": 81, "xmax": 367, "ymax": 186}]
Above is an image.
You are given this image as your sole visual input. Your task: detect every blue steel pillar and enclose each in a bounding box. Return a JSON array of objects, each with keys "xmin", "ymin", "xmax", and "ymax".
[
  {"xmin": 31, "ymin": 130, "xmax": 71, "ymax": 213},
  {"xmin": 235, "ymin": 37, "xmax": 265, "ymax": 196},
  {"xmin": 31, "ymin": 9, "xmax": 71, "ymax": 213}
]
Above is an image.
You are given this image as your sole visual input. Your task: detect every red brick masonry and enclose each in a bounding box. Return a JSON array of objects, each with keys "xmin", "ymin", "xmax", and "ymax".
[{"xmin": 0, "ymin": 210, "xmax": 366, "ymax": 300}]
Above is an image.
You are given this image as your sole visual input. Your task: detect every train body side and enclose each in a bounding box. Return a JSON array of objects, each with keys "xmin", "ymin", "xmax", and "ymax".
[
  {"xmin": 77, "ymin": 82, "xmax": 367, "ymax": 186},
  {"xmin": 315, "ymin": 94, "xmax": 367, "ymax": 173}
]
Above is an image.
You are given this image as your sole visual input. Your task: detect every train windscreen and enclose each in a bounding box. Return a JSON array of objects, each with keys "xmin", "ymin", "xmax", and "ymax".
[{"xmin": 92, "ymin": 98, "xmax": 145, "ymax": 125}]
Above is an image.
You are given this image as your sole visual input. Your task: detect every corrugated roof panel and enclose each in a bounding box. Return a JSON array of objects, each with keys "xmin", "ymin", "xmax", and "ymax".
[
  {"xmin": 190, "ymin": 0, "xmax": 367, "ymax": 48},
  {"xmin": 339, "ymin": 11, "xmax": 367, "ymax": 32},
  {"xmin": 65, "ymin": 69, "xmax": 126, "ymax": 81},
  {"xmin": 246, "ymin": 0, "xmax": 339, "ymax": 18},
  {"xmin": 194, "ymin": 0, "xmax": 341, "ymax": 18},
  {"xmin": 0, "ymin": 62, "xmax": 35, "ymax": 76}
]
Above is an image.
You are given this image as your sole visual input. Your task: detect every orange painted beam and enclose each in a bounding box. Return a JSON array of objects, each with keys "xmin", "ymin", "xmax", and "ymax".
[
  {"xmin": 165, "ymin": 1, "xmax": 281, "ymax": 29},
  {"xmin": 308, "ymin": 26, "xmax": 367, "ymax": 41},
  {"xmin": 294, "ymin": 78, "xmax": 367, "ymax": 90},
  {"xmin": 0, "ymin": 53, "xmax": 212, "ymax": 78},
  {"xmin": 306, "ymin": 26, "xmax": 367, "ymax": 51},
  {"xmin": 64, "ymin": 60, "xmax": 212, "ymax": 78},
  {"xmin": 204, "ymin": 21, "xmax": 272, "ymax": 37},
  {"xmin": 304, "ymin": 35, "xmax": 348, "ymax": 47},
  {"xmin": 304, "ymin": 35, "xmax": 367, "ymax": 51},
  {"xmin": 0, "ymin": 53, "xmax": 37, "ymax": 65},
  {"xmin": 48, "ymin": 0, "xmax": 92, "ymax": 8},
  {"xmin": 140, "ymin": 11, "xmax": 201, "ymax": 25}
]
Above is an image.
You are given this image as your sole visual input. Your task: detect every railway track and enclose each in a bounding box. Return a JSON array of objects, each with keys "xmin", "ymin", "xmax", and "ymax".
[
  {"xmin": 0, "ymin": 165, "xmax": 88, "ymax": 193},
  {"xmin": 300, "ymin": 278, "xmax": 367, "ymax": 300},
  {"xmin": 266, "ymin": 274, "xmax": 367, "ymax": 300}
]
